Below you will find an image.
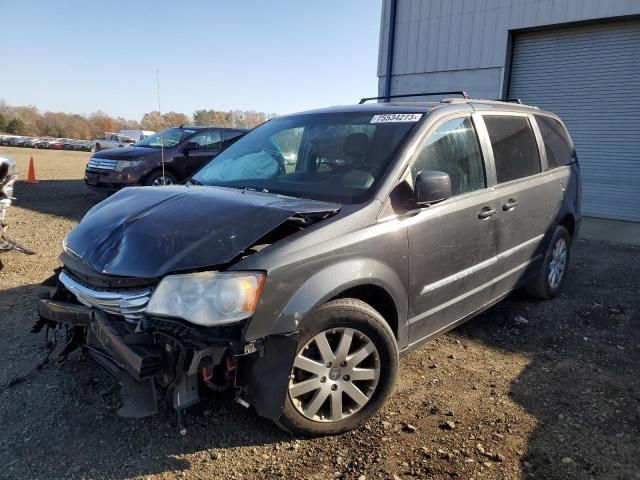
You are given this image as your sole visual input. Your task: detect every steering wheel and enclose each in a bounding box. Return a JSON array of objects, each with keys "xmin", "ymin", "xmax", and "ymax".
[{"xmin": 262, "ymin": 138, "xmax": 286, "ymax": 175}]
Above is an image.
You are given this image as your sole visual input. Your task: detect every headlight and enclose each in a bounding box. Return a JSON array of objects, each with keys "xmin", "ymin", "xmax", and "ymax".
[
  {"xmin": 146, "ymin": 271, "xmax": 266, "ymax": 326},
  {"xmin": 115, "ymin": 160, "xmax": 141, "ymax": 171}
]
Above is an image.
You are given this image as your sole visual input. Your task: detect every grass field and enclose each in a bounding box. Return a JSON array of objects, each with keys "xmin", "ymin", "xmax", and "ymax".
[{"xmin": 1, "ymin": 146, "xmax": 90, "ymax": 180}]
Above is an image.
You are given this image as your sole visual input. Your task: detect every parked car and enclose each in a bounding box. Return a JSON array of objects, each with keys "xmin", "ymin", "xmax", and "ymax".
[
  {"xmin": 83, "ymin": 126, "xmax": 247, "ymax": 192},
  {"xmin": 34, "ymin": 138, "xmax": 53, "ymax": 149},
  {"xmin": 37, "ymin": 95, "xmax": 581, "ymax": 436},
  {"xmin": 62, "ymin": 139, "xmax": 79, "ymax": 150},
  {"xmin": 92, "ymin": 132, "xmax": 137, "ymax": 152},
  {"xmin": 48, "ymin": 139, "xmax": 68, "ymax": 150},
  {"xmin": 8, "ymin": 137, "xmax": 27, "ymax": 146},
  {"xmin": 118, "ymin": 129, "xmax": 155, "ymax": 141},
  {"xmin": 0, "ymin": 136, "xmax": 14, "ymax": 146},
  {"xmin": 77, "ymin": 140, "xmax": 93, "ymax": 152},
  {"xmin": 24, "ymin": 137, "xmax": 42, "ymax": 147}
]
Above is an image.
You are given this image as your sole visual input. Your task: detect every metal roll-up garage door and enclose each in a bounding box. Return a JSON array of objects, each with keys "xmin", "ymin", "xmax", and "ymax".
[{"xmin": 508, "ymin": 20, "xmax": 640, "ymax": 222}]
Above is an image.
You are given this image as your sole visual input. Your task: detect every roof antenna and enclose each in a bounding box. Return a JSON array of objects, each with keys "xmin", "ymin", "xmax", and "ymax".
[{"xmin": 156, "ymin": 69, "xmax": 166, "ymax": 185}]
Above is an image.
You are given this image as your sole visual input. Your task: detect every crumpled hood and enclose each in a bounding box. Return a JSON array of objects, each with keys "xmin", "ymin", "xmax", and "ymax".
[
  {"xmin": 92, "ymin": 146, "xmax": 161, "ymax": 160},
  {"xmin": 64, "ymin": 186, "xmax": 340, "ymax": 278}
]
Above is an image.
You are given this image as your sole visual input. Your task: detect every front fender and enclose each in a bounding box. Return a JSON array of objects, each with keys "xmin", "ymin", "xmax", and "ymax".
[{"xmin": 244, "ymin": 258, "xmax": 408, "ymax": 347}]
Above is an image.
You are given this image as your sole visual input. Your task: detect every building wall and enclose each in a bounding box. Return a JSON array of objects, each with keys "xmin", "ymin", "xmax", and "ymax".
[{"xmin": 378, "ymin": 0, "xmax": 640, "ymax": 97}]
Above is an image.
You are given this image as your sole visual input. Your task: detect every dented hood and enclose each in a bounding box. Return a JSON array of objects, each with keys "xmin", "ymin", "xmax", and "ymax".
[{"xmin": 64, "ymin": 186, "xmax": 339, "ymax": 278}]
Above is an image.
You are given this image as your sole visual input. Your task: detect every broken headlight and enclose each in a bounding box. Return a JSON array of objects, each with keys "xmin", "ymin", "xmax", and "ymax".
[{"xmin": 146, "ymin": 271, "xmax": 266, "ymax": 326}]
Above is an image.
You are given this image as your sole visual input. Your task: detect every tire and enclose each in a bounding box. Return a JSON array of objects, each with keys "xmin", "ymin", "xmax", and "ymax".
[
  {"xmin": 278, "ymin": 298, "xmax": 398, "ymax": 436},
  {"xmin": 95, "ymin": 143, "xmax": 101, "ymax": 152},
  {"xmin": 143, "ymin": 170, "xmax": 178, "ymax": 187},
  {"xmin": 525, "ymin": 225, "xmax": 571, "ymax": 300}
]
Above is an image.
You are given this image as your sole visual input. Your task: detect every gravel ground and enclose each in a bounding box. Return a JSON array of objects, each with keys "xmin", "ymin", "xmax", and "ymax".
[{"xmin": 0, "ymin": 147, "xmax": 638, "ymax": 480}]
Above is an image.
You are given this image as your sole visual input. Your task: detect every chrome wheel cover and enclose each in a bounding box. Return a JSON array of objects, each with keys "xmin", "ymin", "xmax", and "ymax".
[
  {"xmin": 288, "ymin": 327, "xmax": 381, "ymax": 423},
  {"xmin": 548, "ymin": 237, "xmax": 567, "ymax": 289},
  {"xmin": 151, "ymin": 175, "xmax": 174, "ymax": 186}
]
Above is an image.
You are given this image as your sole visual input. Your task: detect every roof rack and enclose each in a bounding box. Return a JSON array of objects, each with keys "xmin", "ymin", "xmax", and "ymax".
[
  {"xmin": 494, "ymin": 98, "xmax": 523, "ymax": 104},
  {"xmin": 359, "ymin": 91, "xmax": 469, "ymax": 104}
]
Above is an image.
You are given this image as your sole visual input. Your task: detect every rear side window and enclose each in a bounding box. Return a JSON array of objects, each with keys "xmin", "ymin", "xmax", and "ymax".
[
  {"xmin": 535, "ymin": 115, "xmax": 573, "ymax": 168},
  {"xmin": 484, "ymin": 115, "xmax": 541, "ymax": 183}
]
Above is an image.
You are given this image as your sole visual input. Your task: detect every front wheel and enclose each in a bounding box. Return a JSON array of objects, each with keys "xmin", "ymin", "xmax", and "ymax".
[
  {"xmin": 144, "ymin": 170, "xmax": 178, "ymax": 187},
  {"xmin": 278, "ymin": 298, "xmax": 398, "ymax": 436},
  {"xmin": 525, "ymin": 225, "xmax": 571, "ymax": 299}
]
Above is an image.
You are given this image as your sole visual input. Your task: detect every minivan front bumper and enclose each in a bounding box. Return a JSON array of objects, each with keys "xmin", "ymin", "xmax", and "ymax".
[
  {"xmin": 38, "ymin": 298, "xmax": 162, "ymax": 380},
  {"xmin": 36, "ymin": 292, "xmax": 298, "ymax": 421}
]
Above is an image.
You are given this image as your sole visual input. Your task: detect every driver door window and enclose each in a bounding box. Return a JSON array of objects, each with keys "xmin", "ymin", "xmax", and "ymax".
[
  {"xmin": 412, "ymin": 117, "xmax": 486, "ymax": 196},
  {"xmin": 190, "ymin": 131, "xmax": 223, "ymax": 151}
]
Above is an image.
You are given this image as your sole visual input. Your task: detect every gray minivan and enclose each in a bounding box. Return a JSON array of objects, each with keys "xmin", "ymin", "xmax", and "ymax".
[{"xmin": 37, "ymin": 93, "xmax": 581, "ymax": 436}]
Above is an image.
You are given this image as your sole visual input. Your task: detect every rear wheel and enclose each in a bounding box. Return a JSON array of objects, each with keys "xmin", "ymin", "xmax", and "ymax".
[
  {"xmin": 525, "ymin": 225, "xmax": 571, "ymax": 299},
  {"xmin": 278, "ymin": 298, "xmax": 398, "ymax": 436}
]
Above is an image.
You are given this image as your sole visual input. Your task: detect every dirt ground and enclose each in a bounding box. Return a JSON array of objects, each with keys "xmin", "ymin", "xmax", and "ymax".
[{"xmin": 0, "ymin": 146, "xmax": 638, "ymax": 480}]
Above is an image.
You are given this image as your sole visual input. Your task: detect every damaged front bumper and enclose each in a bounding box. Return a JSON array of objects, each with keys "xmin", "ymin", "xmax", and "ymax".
[{"xmin": 36, "ymin": 293, "xmax": 298, "ymax": 422}]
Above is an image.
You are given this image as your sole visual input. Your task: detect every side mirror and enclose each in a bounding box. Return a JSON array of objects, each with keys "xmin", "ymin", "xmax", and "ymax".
[
  {"xmin": 414, "ymin": 170, "xmax": 451, "ymax": 205},
  {"xmin": 183, "ymin": 142, "xmax": 200, "ymax": 155}
]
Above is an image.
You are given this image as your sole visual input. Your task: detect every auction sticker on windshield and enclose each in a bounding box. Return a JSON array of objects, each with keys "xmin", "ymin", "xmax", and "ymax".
[{"xmin": 371, "ymin": 113, "xmax": 422, "ymax": 123}]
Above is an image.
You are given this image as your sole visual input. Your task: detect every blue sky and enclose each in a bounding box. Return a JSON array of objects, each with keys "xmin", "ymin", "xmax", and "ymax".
[{"xmin": 0, "ymin": 0, "xmax": 383, "ymax": 119}]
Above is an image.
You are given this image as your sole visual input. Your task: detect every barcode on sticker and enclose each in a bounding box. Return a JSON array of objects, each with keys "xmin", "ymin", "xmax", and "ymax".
[{"xmin": 371, "ymin": 113, "xmax": 423, "ymax": 124}]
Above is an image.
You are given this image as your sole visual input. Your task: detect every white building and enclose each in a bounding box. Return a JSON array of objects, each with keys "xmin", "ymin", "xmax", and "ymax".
[{"xmin": 378, "ymin": 0, "xmax": 640, "ymax": 222}]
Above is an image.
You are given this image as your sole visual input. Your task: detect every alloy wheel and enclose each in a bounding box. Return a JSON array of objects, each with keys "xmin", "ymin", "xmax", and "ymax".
[
  {"xmin": 548, "ymin": 237, "xmax": 567, "ymax": 289},
  {"xmin": 151, "ymin": 175, "xmax": 174, "ymax": 186},
  {"xmin": 288, "ymin": 327, "xmax": 380, "ymax": 423}
]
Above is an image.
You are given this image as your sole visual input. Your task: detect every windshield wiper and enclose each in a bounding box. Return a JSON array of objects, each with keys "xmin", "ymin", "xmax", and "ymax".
[{"xmin": 187, "ymin": 178, "xmax": 202, "ymax": 186}]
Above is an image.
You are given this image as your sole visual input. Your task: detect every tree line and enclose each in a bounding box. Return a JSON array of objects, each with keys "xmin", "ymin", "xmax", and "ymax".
[{"xmin": 0, "ymin": 100, "xmax": 276, "ymax": 139}]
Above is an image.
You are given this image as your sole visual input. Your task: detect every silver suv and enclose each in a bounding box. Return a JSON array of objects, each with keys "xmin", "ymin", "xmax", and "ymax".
[{"xmin": 37, "ymin": 92, "xmax": 581, "ymax": 436}]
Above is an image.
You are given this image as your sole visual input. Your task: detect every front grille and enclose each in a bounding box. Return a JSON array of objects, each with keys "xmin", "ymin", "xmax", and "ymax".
[
  {"xmin": 59, "ymin": 270, "xmax": 151, "ymax": 323},
  {"xmin": 87, "ymin": 158, "xmax": 117, "ymax": 171}
]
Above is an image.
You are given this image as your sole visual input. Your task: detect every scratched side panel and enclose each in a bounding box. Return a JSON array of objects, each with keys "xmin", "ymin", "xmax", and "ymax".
[{"xmin": 404, "ymin": 187, "xmax": 500, "ymax": 342}]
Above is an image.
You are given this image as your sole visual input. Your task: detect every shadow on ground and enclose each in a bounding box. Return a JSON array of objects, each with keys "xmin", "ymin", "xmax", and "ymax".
[
  {"xmin": 456, "ymin": 239, "xmax": 640, "ymax": 479},
  {"xmin": 14, "ymin": 179, "xmax": 100, "ymax": 222}
]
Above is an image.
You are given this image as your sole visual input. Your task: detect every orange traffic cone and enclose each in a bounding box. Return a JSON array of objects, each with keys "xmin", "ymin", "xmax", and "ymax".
[{"xmin": 26, "ymin": 156, "xmax": 38, "ymax": 184}]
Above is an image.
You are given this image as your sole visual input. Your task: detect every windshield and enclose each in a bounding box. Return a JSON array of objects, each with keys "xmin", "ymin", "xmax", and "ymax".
[
  {"xmin": 191, "ymin": 112, "xmax": 421, "ymax": 203},
  {"xmin": 135, "ymin": 128, "xmax": 197, "ymax": 148}
]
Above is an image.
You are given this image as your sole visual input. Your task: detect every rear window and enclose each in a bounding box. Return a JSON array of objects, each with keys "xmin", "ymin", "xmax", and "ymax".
[
  {"xmin": 484, "ymin": 115, "xmax": 541, "ymax": 183},
  {"xmin": 535, "ymin": 115, "xmax": 574, "ymax": 169}
]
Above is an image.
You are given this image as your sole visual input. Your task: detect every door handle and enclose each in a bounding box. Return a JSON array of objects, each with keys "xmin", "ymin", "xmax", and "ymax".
[
  {"xmin": 478, "ymin": 207, "xmax": 497, "ymax": 219},
  {"xmin": 502, "ymin": 198, "xmax": 519, "ymax": 211}
]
